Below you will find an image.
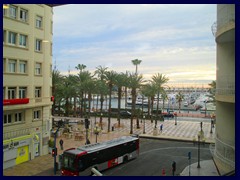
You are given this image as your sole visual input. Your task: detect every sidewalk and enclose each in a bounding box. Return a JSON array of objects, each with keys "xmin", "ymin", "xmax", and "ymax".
[{"xmin": 3, "ymin": 116, "xmax": 218, "ymax": 176}]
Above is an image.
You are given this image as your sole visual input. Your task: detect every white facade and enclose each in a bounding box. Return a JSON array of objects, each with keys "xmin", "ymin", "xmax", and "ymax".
[
  {"xmin": 213, "ymin": 4, "xmax": 235, "ymax": 174},
  {"xmin": 3, "ymin": 4, "xmax": 53, "ymax": 169}
]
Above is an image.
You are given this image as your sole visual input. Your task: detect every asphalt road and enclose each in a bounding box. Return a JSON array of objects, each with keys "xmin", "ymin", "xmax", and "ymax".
[{"xmin": 103, "ymin": 138, "xmax": 212, "ymax": 176}]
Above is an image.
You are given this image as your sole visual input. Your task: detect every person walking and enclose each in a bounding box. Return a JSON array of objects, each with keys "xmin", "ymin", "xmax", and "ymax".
[
  {"xmin": 160, "ymin": 124, "xmax": 163, "ymax": 133},
  {"xmin": 59, "ymin": 139, "xmax": 64, "ymax": 150}
]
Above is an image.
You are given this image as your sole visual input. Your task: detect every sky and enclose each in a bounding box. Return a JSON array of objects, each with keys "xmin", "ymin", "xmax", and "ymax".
[{"xmin": 53, "ymin": 4, "xmax": 216, "ymax": 87}]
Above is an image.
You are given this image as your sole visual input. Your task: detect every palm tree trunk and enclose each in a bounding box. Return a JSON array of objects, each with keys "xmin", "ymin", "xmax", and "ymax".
[
  {"xmin": 108, "ymin": 86, "xmax": 112, "ymax": 132},
  {"xmin": 73, "ymin": 96, "xmax": 76, "ymax": 117},
  {"xmin": 100, "ymin": 94, "xmax": 104, "ymax": 129},
  {"xmin": 117, "ymin": 87, "xmax": 121, "ymax": 127},
  {"xmin": 156, "ymin": 92, "xmax": 160, "ymax": 128},
  {"xmin": 125, "ymin": 87, "xmax": 127, "ymax": 108},
  {"xmin": 130, "ymin": 88, "xmax": 136, "ymax": 134}
]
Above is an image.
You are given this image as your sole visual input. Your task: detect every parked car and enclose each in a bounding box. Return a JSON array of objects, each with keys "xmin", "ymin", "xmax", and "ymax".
[{"xmin": 120, "ymin": 110, "xmax": 131, "ymax": 118}]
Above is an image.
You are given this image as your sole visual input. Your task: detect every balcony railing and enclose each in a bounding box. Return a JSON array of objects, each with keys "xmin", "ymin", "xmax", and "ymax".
[
  {"xmin": 211, "ymin": 6, "xmax": 235, "ymax": 37},
  {"xmin": 3, "ymin": 127, "xmax": 32, "ymax": 140},
  {"xmin": 215, "ymin": 137, "xmax": 235, "ymax": 169},
  {"xmin": 216, "ymin": 75, "xmax": 235, "ymax": 96}
]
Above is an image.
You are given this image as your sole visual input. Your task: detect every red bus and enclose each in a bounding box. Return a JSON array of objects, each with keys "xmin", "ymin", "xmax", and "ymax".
[{"xmin": 60, "ymin": 135, "xmax": 139, "ymax": 176}]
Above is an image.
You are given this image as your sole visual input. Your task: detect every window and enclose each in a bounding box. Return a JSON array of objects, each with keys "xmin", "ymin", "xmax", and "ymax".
[
  {"xmin": 19, "ymin": 87, "xmax": 27, "ymax": 98},
  {"xmin": 35, "ymin": 39, "xmax": 42, "ymax": 51},
  {"xmin": 15, "ymin": 112, "xmax": 23, "ymax": 122},
  {"xmin": 35, "ymin": 63, "xmax": 41, "ymax": 75},
  {"xmin": 19, "ymin": 34, "xmax": 27, "ymax": 47},
  {"xmin": 9, "ymin": 5, "xmax": 17, "ymax": 19},
  {"xmin": 20, "ymin": 8, "xmax": 28, "ymax": 22},
  {"xmin": 19, "ymin": 60, "xmax": 27, "ymax": 73},
  {"xmin": 35, "ymin": 87, "xmax": 41, "ymax": 98},
  {"xmin": 3, "ymin": 87, "xmax": 6, "ymax": 99},
  {"xmin": 36, "ymin": 16, "xmax": 42, "ymax": 28},
  {"xmin": 3, "ymin": 58, "xmax": 6, "ymax": 73},
  {"xmin": 4, "ymin": 112, "xmax": 24, "ymax": 125},
  {"xmin": 4, "ymin": 114, "xmax": 12, "ymax": 124},
  {"xmin": 8, "ymin": 59, "xmax": 16, "ymax": 73},
  {"xmin": 3, "ymin": 30, "xmax": 6, "ymax": 43},
  {"xmin": 8, "ymin": 87, "xmax": 16, "ymax": 99},
  {"xmin": 8, "ymin": 32, "xmax": 17, "ymax": 45},
  {"xmin": 3, "ymin": 8, "xmax": 7, "ymax": 16},
  {"xmin": 34, "ymin": 110, "xmax": 41, "ymax": 120}
]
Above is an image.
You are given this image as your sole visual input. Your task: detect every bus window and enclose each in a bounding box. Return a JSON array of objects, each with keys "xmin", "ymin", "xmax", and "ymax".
[{"xmin": 63, "ymin": 155, "xmax": 76, "ymax": 171}]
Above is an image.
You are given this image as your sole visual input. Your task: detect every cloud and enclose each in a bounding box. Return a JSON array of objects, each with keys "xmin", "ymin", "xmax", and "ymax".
[{"xmin": 53, "ymin": 4, "xmax": 216, "ymax": 85}]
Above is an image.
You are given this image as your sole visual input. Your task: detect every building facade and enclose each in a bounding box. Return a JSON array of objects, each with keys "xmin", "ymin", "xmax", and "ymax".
[
  {"xmin": 3, "ymin": 4, "xmax": 53, "ymax": 169},
  {"xmin": 213, "ymin": 4, "xmax": 235, "ymax": 174}
]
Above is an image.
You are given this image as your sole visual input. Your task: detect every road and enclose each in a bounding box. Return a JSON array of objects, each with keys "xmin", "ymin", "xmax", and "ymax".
[{"xmin": 103, "ymin": 138, "xmax": 212, "ymax": 176}]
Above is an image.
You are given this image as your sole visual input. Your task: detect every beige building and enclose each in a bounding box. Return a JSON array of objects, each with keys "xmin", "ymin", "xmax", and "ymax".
[
  {"xmin": 213, "ymin": 4, "xmax": 235, "ymax": 174},
  {"xmin": 3, "ymin": 4, "xmax": 54, "ymax": 169}
]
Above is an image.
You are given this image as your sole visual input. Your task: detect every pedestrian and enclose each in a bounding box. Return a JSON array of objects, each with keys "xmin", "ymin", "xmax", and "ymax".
[
  {"xmin": 59, "ymin": 139, "xmax": 64, "ymax": 150},
  {"xmin": 160, "ymin": 124, "xmax": 163, "ymax": 133}
]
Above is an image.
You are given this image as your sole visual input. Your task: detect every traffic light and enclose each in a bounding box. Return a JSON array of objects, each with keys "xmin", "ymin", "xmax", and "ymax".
[
  {"xmin": 52, "ymin": 148, "xmax": 57, "ymax": 157},
  {"xmin": 188, "ymin": 152, "xmax": 191, "ymax": 160}
]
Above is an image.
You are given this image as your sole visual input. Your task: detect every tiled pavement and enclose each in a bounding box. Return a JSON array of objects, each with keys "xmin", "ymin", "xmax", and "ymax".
[{"xmin": 3, "ymin": 116, "xmax": 216, "ymax": 176}]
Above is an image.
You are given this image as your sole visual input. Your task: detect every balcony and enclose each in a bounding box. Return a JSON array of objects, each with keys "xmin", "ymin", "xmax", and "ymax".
[
  {"xmin": 216, "ymin": 75, "xmax": 235, "ymax": 103},
  {"xmin": 212, "ymin": 5, "xmax": 235, "ymax": 43}
]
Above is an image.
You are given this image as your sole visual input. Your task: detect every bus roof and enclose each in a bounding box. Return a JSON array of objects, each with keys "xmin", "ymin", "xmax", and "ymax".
[{"xmin": 65, "ymin": 136, "xmax": 138, "ymax": 155}]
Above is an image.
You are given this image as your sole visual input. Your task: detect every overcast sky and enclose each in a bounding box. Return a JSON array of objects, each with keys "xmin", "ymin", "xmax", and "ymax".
[{"xmin": 53, "ymin": 4, "xmax": 216, "ymax": 87}]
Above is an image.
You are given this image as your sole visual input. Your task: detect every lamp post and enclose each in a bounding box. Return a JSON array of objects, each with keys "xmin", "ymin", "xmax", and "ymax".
[
  {"xmin": 100, "ymin": 113, "xmax": 103, "ymax": 130},
  {"xmin": 94, "ymin": 125, "xmax": 101, "ymax": 143},
  {"xmin": 210, "ymin": 116, "xmax": 213, "ymax": 134},
  {"xmin": 174, "ymin": 113, "xmax": 177, "ymax": 125},
  {"xmin": 143, "ymin": 115, "xmax": 146, "ymax": 134},
  {"xmin": 197, "ymin": 134, "xmax": 201, "ymax": 168}
]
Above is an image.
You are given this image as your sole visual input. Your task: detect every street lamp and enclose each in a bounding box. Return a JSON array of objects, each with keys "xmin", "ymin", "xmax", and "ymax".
[
  {"xmin": 210, "ymin": 116, "xmax": 213, "ymax": 134},
  {"xmin": 143, "ymin": 115, "xmax": 146, "ymax": 134},
  {"xmin": 94, "ymin": 125, "xmax": 101, "ymax": 143},
  {"xmin": 175, "ymin": 113, "xmax": 177, "ymax": 125},
  {"xmin": 197, "ymin": 134, "xmax": 201, "ymax": 168},
  {"xmin": 100, "ymin": 113, "xmax": 103, "ymax": 130}
]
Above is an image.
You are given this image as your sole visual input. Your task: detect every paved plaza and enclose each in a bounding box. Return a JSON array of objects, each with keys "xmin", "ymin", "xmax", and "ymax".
[{"xmin": 3, "ymin": 116, "xmax": 217, "ymax": 176}]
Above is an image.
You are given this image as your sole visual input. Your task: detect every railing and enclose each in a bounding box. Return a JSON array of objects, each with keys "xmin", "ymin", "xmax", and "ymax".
[
  {"xmin": 3, "ymin": 127, "xmax": 32, "ymax": 140},
  {"xmin": 216, "ymin": 75, "xmax": 235, "ymax": 96},
  {"xmin": 214, "ymin": 137, "xmax": 235, "ymax": 169},
  {"xmin": 211, "ymin": 5, "xmax": 235, "ymax": 37}
]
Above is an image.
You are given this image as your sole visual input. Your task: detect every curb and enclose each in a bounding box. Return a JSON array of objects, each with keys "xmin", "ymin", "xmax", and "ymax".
[{"xmin": 139, "ymin": 134, "xmax": 215, "ymax": 144}]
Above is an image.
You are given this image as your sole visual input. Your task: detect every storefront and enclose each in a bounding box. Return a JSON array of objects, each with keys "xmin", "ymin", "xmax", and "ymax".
[{"xmin": 3, "ymin": 134, "xmax": 40, "ymax": 169}]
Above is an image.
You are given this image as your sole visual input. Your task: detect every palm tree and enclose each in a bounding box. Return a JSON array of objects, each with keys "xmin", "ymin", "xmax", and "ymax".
[
  {"xmin": 207, "ymin": 80, "xmax": 216, "ymax": 105},
  {"xmin": 131, "ymin": 59, "xmax": 142, "ymax": 75},
  {"xmin": 161, "ymin": 91, "xmax": 168, "ymax": 113},
  {"xmin": 115, "ymin": 72, "xmax": 126, "ymax": 127},
  {"xmin": 95, "ymin": 66, "xmax": 108, "ymax": 127},
  {"xmin": 128, "ymin": 73, "xmax": 145, "ymax": 134},
  {"xmin": 151, "ymin": 73, "xmax": 169, "ymax": 128},
  {"xmin": 176, "ymin": 91, "xmax": 184, "ymax": 113},
  {"xmin": 105, "ymin": 70, "xmax": 117, "ymax": 132},
  {"xmin": 75, "ymin": 64, "xmax": 86, "ymax": 73},
  {"xmin": 141, "ymin": 83, "xmax": 157, "ymax": 120},
  {"xmin": 123, "ymin": 71, "xmax": 130, "ymax": 108},
  {"xmin": 52, "ymin": 69, "xmax": 65, "ymax": 116}
]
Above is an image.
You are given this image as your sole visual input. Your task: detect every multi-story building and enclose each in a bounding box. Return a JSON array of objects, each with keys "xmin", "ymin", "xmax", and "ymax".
[
  {"xmin": 3, "ymin": 4, "xmax": 54, "ymax": 169},
  {"xmin": 213, "ymin": 4, "xmax": 235, "ymax": 174}
]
